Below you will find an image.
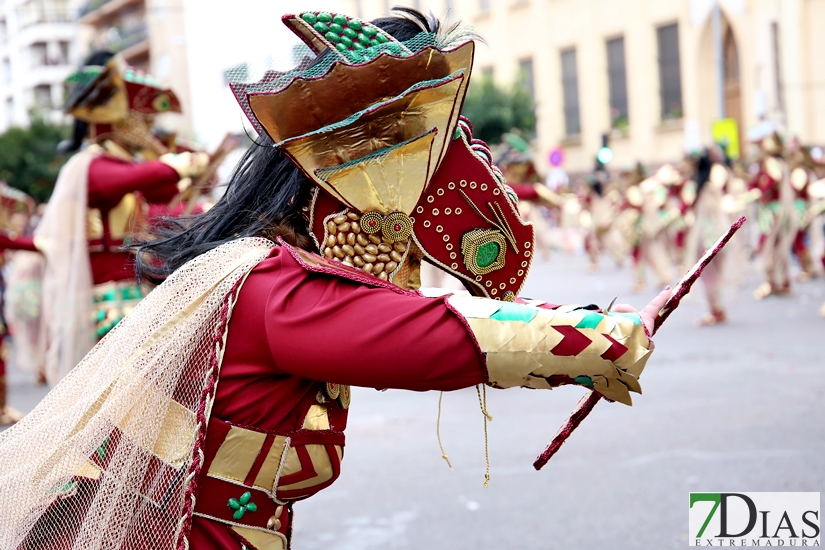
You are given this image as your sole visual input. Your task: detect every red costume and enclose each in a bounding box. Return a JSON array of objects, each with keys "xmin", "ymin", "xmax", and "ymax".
[
  {"xmin": 0, "ymin": 12, "xmax": 658, "ymax": 550},
  {"xmin": 34, "ymin": 53, "xmax": 207, "ymax": 383}
]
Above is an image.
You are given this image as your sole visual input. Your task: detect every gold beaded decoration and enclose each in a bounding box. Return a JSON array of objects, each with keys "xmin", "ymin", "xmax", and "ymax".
[
  {"xmin": 461, "ymin": 229, "xmax": 507, "ymax": 276},
  {"xmin": 337, "ymin": 384, "xmax": 351, "ymax": 409},
  {"xmin": 325, "ymin": 382, "xmax": 340, "ymax": 400},
  {"xmin": 381, "ymin": 211, "xmax": 414, "ymax": 242},
  {"xmin": 360, "ymin": 211, "xmax": 383, "ymax": 234},
  {"xmin": 321, "ymin": 210, "xmax": 409, "ymax": 281}
]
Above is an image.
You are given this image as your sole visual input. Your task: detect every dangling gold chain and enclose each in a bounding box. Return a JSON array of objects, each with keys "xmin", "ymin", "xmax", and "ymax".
[
  {"xmin": 436, "ymin": 391, "xmax": 452, "ymax": 469},
  {"xmin": 476, "ymin": 384, "xmax": 493, "ymax": 488}
]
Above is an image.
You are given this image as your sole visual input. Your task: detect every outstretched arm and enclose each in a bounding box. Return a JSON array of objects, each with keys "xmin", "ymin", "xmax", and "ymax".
[{"xmin": 265, "ymin": 249, "xmax": 659, "ymax": 404}]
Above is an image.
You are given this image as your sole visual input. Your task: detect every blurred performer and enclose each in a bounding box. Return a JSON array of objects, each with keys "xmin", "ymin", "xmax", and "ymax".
[
  {"xmin": 582, "ymin": 176, "xmax": 625, "ymax": 270},
  {"xmin": 1, "ymin": 190, "xmax": 46, "ymax": 386},
  {"xmin": 787, "ymin": 141, "xmax": 825, "ymax": 280},
  {"xmin": 750, "ymin": 133, "xmax": 797, "ymax": 299},
  {"xmin": 664, "ymin": 161, "xmax": 698, "ymax": 269},
  {"xmin": 497, "ymin": 135, "xmax": 560, "ymax": 259},
  {"xmin": 0, "ymin": 11, "xmax": 667, "ymax": 549},
  {"xmin": 34, "ymin": 51, "xmax": 207, "ymax": 384},
  {"xmin": 685, "ymin": 150, "xmax": 733, "ymax": 325},
  {"xmin": 0, "ymin": 184, "xmax": 38, "ymax": 424},
  {"xmin": 625, "ymin": 173, "xmax": 674, "ymax": 293}
]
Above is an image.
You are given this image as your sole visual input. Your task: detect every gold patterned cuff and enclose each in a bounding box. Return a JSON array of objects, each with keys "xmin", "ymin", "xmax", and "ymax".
[{"xmin": 447, "ymin": 294, "xmax": 653, "ymax": 405}]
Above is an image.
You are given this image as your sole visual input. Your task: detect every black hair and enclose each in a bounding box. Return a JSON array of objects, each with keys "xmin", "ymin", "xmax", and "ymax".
[
  {"xmin": 695, "ymin": 148, "xmax": 712, "ymax": 195},
  {"xmin": 59, "ymin": 50, "xmax": 115, "ymax": 154},
  {"xmin": 134, "ymin": 8, "xmax": 439, "ymax": 283}
]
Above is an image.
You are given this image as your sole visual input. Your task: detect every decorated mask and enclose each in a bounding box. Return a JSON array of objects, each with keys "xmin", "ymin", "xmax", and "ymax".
[
  {"xmin": 64, "ymin": 55, "xmax": 181, "ymax": 156},
  {"xmin": 230, "ymin": 12, "xmax": 535, "ymax": 301}
]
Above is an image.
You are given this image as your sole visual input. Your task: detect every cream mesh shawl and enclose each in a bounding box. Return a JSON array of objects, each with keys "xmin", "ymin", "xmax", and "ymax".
[
  {"xmin": 34, "ymin": 149, "xmax": 97, "ymax": 385},
  {"xmin": 0, "ymin": 237, "xmax": 273, "ymax": 549}
]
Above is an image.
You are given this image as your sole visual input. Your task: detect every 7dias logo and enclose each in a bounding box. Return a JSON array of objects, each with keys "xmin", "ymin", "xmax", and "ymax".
[{"xmin": 689, "ymin": 493, "xmax": 820, "ymax": 546}]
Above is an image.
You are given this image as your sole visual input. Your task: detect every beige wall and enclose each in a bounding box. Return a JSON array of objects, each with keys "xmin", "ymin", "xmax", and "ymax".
[
  {"xmin": 356, "ymin": 0, "xmax": 825, "ymax": 175},
  {"xmin": 146, "ymin": 0, "xmax": 192, "ymax": 138}
]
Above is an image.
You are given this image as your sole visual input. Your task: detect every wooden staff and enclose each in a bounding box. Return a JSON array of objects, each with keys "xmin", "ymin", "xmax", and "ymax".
[
  {"xmin": 169, "ymin": 133, "xmax": 244, "ymax": 215},
  {"xmin": 533, "ymin": 216, "xmax": 747, "ymax": 471}
]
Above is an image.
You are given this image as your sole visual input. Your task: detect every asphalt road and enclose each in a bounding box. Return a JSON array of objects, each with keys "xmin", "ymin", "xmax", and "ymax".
[{"xmin": 4, "ymin": 251, "xmax": 824, "ymax": 549}]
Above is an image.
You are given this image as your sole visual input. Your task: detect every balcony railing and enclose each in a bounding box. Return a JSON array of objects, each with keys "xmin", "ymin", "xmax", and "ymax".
[
  {"xmin": 20, "ymin": 11, "xmax": 73, "ymax": 29},
  {"xmin": 79, "ymin": 0, "xmax": 112, "ymax": 18},
  {"xmin": 104, "ymin": 23, "xmax": 148, "ymax": 54}
]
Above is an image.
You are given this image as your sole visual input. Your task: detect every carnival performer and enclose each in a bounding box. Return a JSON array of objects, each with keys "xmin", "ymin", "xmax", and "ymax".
[
  {"xmin": 622, "ymin": 170, "xmax": 674, "ymax": 293},
  {"xmin": 0, "ymin": 184, "xmax": 39, "ymax": 424},
  {"xmin": 33, "ymin": 51, "xmax": 208, "ymax": 385},
  {"xmin": 581, "ymin": 176, "xmax": 626, "ymax": 271},
  {"xmin": 1, "ymin": 188, "xmax": 46, "ymax": 387},
  {"xmin": 0, "ymin": 10, "xmax": 669, "ymax": 549},
  {"xmin": 751, "ymin": 133, "xmax": 798, "ymax": 299},
  {"xmin": 496, "ymin": 134, "xmax": 560, "ymax": 260},
  {"xmin": 685, "ymin": 149, "xmax": 736, "ymax": 325}
]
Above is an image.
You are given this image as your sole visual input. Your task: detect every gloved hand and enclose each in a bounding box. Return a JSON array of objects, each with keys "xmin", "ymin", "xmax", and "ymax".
[{"xmin": 159, "ymin": 152, "xmax": 209, "ymax": 179}]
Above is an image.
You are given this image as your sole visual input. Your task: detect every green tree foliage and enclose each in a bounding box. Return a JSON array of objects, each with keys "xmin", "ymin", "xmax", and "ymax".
[
  {"xmin": 460, "ymin": 72, "xmax": 536, "ymax": 145},
  {"xmin": 0, "ymin": 118, "xmax": 70, "ymax": 203}
]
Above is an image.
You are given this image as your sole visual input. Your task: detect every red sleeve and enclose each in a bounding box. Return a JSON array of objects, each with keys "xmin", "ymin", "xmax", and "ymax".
[
  {"xmin": 264, "ymin": 251, "xmax": 487, "ymax": 391},
  {"xmin": 0, "ymin": 234, "xmax": 37, "ymax": 252},
  {"xmin": 509, "ymin": 182, "xmax": 539, "ymax": 201},
  {"xmin": 87, "ymin": 156, "xmax": 180, "ymax": 207}
]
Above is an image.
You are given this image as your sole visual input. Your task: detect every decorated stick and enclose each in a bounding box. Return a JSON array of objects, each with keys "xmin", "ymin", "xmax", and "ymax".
[
  {"xmin": 168, "ymin": 133, "xmax": 243, "ymax": 214},
  {"xmin": 533, "ymin": 216, "xmax": 746, "ymax": 471}
]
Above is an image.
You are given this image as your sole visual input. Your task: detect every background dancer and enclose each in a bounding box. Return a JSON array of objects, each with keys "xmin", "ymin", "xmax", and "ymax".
[{"xmin": 34, "ymin": 51, "xmax": 208, "ymax": 384}]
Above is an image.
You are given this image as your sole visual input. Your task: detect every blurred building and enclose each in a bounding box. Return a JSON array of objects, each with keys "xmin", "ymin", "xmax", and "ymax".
[
  {"xmin": 77, "ymin": 0, "xmax": 193, "ymax": 137},
  {"xmin": 74, "ymin": 0, "xmax": 357, "ymax": 145},
  {"xmin": 0, "ymin": 0, "xmax": 75, "ymax": 131},
  {"xmin": 358, "ymin": 0, "xmax": 825, "ymax": 175}
]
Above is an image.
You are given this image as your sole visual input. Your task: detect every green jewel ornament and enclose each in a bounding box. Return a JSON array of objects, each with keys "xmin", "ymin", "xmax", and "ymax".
[
  {"xmin": 476, "ymin": 241, "xmax": 500, "ymax": 269},
  {"xmin": 301, "ymin": 12, "xmax": 317, "ymax": 25},
  {"xmin": 333, "ymin": 14, "xmax": 348, "ymax": 25},
  {"xmin": 228, "ymin": 491, "xmax": 258, "ymax": 520},
  {"xmin": 343, "ymin": 27, "xmax": 357, "ymax": 39},
  {"xmin": 329, "ymin": 23, "xmax": 343, "ymax": 34},
  {"xmin": 340, "ymin": 36, "xmax": 353, "ymax": 48},
  {"xmin": 313, "ymin": 21, "xmax": 329, "ymax": 33},
  {"xmin": 336, "ymin": 43, "xmax": 348, "ymax": 53},
  {"xmin": 325, "ymin": 31, "xmax": 341, "ymax": 43},
  {"xmin": 316, "ymin": 12, "xmax": 332, "ymax": 23},
  {"xmin": 348, "ymin": 18, "xmax": 363, "ymax": 30},
  {"xmin": 358, "ymin": 33, "xmax": 371, "ymax": 46},
  {"xmin": 363, "ymin": 25, "xmax": 377, "ymax": 37},
  {"xmin": 460, "ymin": 229, "xmax": 507, "ymax": 276},
  {"xmin": 375, "ymin": 33, "xmax": 388, "ymax": 44}
]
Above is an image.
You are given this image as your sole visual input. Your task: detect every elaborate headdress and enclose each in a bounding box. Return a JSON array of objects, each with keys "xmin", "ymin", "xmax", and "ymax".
[
  {"xmin": 229, "ymin": 11, "xmax": 535, "ymax": 300},
  {"xmin": 64, "ymin": 55, "xmax": 182, "ymax": 157}
]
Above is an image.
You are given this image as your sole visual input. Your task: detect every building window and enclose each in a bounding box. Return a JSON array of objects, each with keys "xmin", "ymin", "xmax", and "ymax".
[
  {"xmin": 656, "ymin": 23, "xmax": 683, "ymax": 120},
  {"xmin": 560, "ymin": 47, "xmax": 580, "ymax": 136},
  {"xmin": 519, "ymin": 57, "xmax": 534, "ymax": 99},
  {"xmin": 771, "ymin": 21, "xmax": 784, "ymax": 114},
  {"xmin": 21, "ymin": 0, "xmax": 71, "ymax": 28},
  {"xmin": 606, "ymin": 36, "xmax": 629, "ymax": 130},
  {"xmin": 2, "ymin": 59, "xmax": 10, "ymax": 86},
  {"xmin": 34, "ymin": 84, "xmax": 52, "ymax": 110},
  {"xmin": 30, "ymin": 42, "xmax": 47, "ymax": 69}
]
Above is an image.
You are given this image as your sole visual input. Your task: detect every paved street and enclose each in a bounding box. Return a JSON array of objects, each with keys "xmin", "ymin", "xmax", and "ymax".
[{"xmin": 4, "ymin": 251, "xmax": 824, "ymax": 548}]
